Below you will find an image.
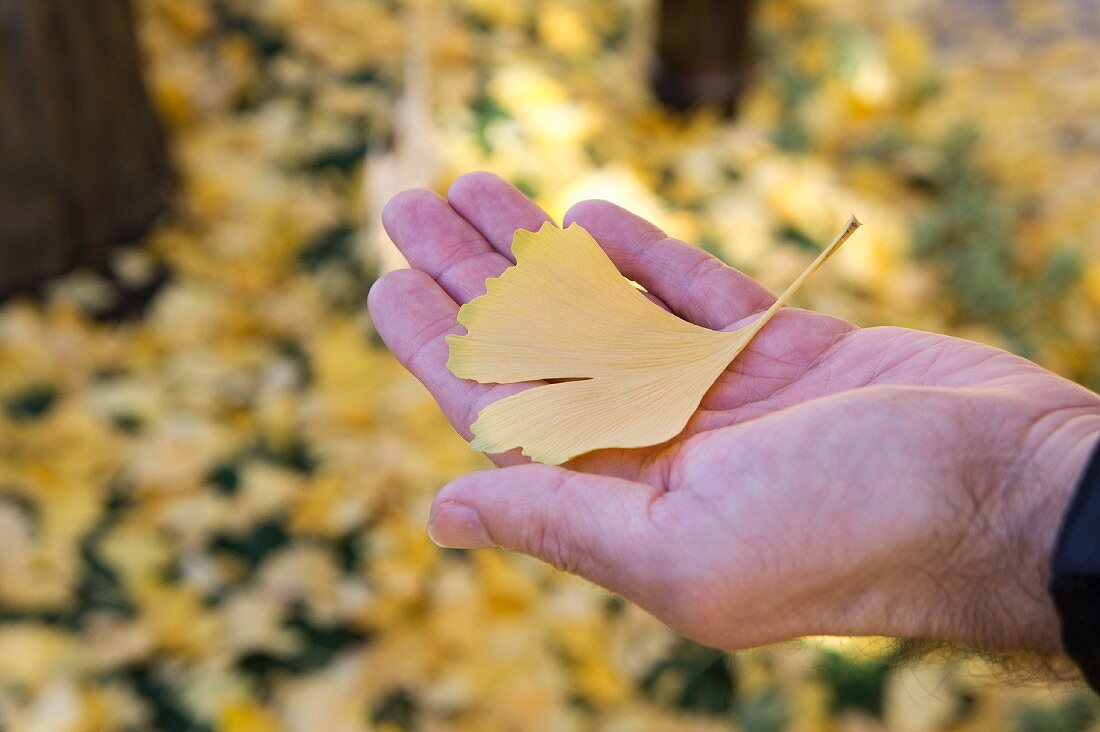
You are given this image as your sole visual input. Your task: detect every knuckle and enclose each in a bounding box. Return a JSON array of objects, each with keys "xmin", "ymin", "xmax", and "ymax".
[
  {"xmin": 519, "ymin": 472, "xmax": 593, "ymax": 576},
  {"xmin": 685, "ymin": 251, "xmax": 726, "ymax": 286},
  {"xmin": 526, "ymin": 518, "xmax": 582, "ymax": 575}
]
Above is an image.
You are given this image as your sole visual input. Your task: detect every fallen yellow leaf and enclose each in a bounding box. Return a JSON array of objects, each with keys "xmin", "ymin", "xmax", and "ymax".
[{"xmin": 448, "ymin": 218, "xmax": 860, "ymax": 465}]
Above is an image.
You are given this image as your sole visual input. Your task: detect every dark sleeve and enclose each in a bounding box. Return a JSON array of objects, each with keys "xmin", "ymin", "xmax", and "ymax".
[{"xmin": 1050, "ymin": 437, "xmax": 1100, "ymax": 692}]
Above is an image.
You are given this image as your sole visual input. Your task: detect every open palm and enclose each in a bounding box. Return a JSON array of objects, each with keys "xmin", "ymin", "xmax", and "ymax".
[
  {"xmin": 372, "ymin": 172, "xmax": 1067, "ymax": 478},
  {"xmin": 369, "ymin": 172, "xmax": 1100, "ymax": 653}
]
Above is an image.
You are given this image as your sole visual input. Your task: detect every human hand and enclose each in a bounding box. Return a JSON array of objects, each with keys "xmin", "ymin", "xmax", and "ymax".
[{"xmin": 368, "ymin": 172, "xmax": 1100, "ymax": 654}]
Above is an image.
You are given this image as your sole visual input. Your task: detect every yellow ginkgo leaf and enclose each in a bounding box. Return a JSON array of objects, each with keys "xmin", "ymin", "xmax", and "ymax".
[{"xmin": 447, "ymin": 217, "xmax": 860, "ymax": 465}]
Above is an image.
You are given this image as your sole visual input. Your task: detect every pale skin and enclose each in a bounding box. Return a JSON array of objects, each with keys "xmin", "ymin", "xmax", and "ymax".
[{"xmin": 368, "ymin": 172, "xmax": 1100, "ymax": 656}]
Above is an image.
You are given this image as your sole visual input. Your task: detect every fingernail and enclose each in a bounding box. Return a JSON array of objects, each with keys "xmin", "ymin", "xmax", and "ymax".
[{"xmin": 428, "ymin": 502, "xmax": 494, "ymax": 549}]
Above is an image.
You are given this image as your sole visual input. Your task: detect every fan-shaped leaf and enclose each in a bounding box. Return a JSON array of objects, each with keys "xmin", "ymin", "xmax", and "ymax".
[{"xmin": 447, "ymin": 217, "xmax": 859, "ymax": 464}]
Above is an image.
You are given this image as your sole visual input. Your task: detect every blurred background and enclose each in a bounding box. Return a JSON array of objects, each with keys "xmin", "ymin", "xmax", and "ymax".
[{"xmin": 1, "ymin": 0, "xmax": 1099, "ymax": 729}]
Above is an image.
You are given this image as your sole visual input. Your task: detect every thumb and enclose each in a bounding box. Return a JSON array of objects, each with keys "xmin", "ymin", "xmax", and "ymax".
[{"xmin": 428, "ymin": 464, "xmax": 662, "ymax": 592}]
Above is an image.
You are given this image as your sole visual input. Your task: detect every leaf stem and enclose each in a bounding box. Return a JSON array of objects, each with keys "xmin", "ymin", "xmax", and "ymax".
[{"xmin": 748, "ymin": 215, "xmax": 861, "ymax": 333}]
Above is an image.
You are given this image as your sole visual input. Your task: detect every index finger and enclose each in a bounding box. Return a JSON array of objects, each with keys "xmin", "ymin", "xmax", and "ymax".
[{"xmin": 564, "ymin": 200, "xmax": 775, "ymax": 330}]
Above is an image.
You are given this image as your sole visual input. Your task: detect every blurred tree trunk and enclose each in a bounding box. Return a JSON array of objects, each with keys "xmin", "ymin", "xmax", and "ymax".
[
  {"xmin": 0, "ymin": 0, "xmax": 170, "ymax": 297},
  {"xmin": 653, "ymin": 0, "xmax": 755, "ymax": 115}
]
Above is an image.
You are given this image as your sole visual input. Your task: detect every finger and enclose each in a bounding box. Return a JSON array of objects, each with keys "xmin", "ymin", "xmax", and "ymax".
[
  {"xmin": 367, "ymin": 268, "xmax": 532, "ymax": 465},
  {"xmin": 447, "ymin": 171, "xmax": 553, "ymax": 259},
  {"xmin": 564, "ymin": 200, "xmax": 775, "ymax": 330},
  {"xmin": 449, "ymin": 174, "xmax": 671, "ymax": 310},
  {"xmin": 428, "ymin": 463, "xmax": 665, "ymax": 599},
  {"xmin": 381, "ymin": 188, "xmax": 512, "ymax": 303}
]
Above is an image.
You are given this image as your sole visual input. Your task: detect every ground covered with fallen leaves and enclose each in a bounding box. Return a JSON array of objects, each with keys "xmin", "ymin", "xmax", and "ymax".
[{"xmin": 2, "ymin": 0, "xmax": 1100, "ymax": 729}]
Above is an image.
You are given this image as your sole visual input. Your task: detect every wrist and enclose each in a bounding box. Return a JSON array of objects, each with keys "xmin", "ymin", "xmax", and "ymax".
[
  {"xmin": 989, "ymin": 397, "xmax": 1100, "ymax": 653},
  {"xmin": 797, "ymin": 386, "xmax": 1099, "ymax": 653}
]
